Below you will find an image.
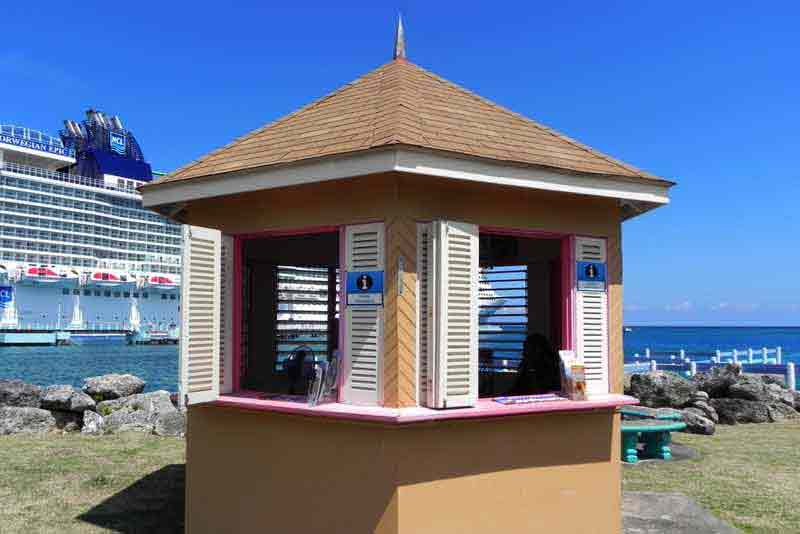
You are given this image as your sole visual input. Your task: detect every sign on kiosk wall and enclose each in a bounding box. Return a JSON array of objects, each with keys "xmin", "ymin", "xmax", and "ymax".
[
  {"xmin": 346, "ymin": 271, "xmax": 384, "ymax": 306},
  {"xmin": 574, "ymin": 236, "xmax": 609, "ymax": 395},
  {"xmin": 342, "ymin": 223, "xmax": 385, "ymax": 406}
]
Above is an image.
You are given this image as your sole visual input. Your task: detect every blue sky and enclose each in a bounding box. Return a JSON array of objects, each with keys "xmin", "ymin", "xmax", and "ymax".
[{"xmin": 2, "ymin": 1, "xmax": 798, "ymax": 326}]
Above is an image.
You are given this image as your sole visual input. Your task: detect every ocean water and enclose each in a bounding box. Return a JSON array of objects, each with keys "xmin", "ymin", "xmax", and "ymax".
[
  {"xmin": 624, "ymin": 326, "xmax": 800, "ymax": 362},
  {"xmin": 1, "ymin": 327, "xmax": 798, "ymax": 393},
  {"xmin": 0, "ymin": 339, "xmax": 178, "ymax": 392}
]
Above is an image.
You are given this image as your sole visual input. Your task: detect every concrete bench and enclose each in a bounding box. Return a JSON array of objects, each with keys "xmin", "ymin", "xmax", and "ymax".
[{"xmin": 621, "ymin": 419, "xmax": 687, "ymax": 463}]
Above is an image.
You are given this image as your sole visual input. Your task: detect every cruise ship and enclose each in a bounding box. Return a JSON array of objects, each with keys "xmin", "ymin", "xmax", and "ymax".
[{"xmin": 0, "ymin": 110, "xmax": 182, "ymax": 339}]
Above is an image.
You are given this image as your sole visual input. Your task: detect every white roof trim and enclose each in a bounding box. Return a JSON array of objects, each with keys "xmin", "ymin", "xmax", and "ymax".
[{"xmin": 142, "ymin": 147, "xmax": 670, "ymax": 208}]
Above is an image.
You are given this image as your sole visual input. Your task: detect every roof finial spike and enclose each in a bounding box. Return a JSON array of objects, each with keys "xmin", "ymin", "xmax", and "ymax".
[{"xmin": 393, "ymin": 13, "xmax": 406, "ymax": 60}]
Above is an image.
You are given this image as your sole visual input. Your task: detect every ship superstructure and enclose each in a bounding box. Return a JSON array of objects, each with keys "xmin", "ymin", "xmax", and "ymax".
[{"xmin": 0, "ymin": 110, "xmax": 181, "ymax": 333}]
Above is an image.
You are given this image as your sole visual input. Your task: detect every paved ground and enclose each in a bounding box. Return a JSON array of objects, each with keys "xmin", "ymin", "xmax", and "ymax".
[{"xmin": 623, "ymin": 492, "xmax": 741, "ymax": 534}]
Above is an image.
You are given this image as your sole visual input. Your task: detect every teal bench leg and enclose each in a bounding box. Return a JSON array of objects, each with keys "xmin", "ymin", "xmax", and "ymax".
[
  {"xmin": 621, "ymin": 432, "xmax": 639, "ymax": 463},
  {"xmin": 643, "ymin": 431, "xmax": 672, "ymax": 460}
]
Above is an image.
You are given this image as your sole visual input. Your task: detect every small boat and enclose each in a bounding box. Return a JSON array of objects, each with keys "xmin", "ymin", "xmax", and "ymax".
[{"xmin": 624, "ymin": 327, "xmax": 633, "ymax": 333}]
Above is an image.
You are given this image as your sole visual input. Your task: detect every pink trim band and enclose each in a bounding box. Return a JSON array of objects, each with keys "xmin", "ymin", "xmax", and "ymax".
[{"xmin": 209, "ymin": 393, "xmax": 637, "ymax": 425}]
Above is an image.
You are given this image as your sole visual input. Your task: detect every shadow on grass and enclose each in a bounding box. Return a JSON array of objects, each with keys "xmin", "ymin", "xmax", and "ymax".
[{"xmin": 78, "ymin": 464, "xmax": 185, "ymax": 533}]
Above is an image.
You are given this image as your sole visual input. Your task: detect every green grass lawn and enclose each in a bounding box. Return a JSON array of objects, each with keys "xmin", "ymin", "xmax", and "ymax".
[
  {"xmin": 0, "ymin": 421, "xmax": 797, "ymax": 533},
  {"xmin": 623, "ymin": 420, "xmax": 800, "ymax": 534},
  {"xmin": 0, "ymin": 433, "xmax": 185, "ymax": 533}
]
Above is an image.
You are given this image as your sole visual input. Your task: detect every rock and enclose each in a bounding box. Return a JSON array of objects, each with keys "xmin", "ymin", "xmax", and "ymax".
[
  {"xmin": 41, "ymin": 385, "xmax": 96, "ymax": 413},
  {"xmin": 766, "ymin": 383, "xmax": 795, "ymax": 407},
  {"xmin": 0, "ymin": 379, "xmax": 42, "ymax": 408},
  {"xmin": 104, "ymin": 408, "xmax": 153, "ymax": 434},
  {"xmin": 0, "ymin": 406, "xmax": 56, "ymax": 434},
  {"xmin": 710, "ymin": 398, "xmax": 770, "ymax": 424},
  {"xmin": 81, "ymin": 410, "xmax": 104, "ymax": 435},
  {"xmin": 728, "ymin": 375, "xmax": 779, "ymax": 403},
  {"xmin": 793, "ymin": 391, "xmax": 800, "ymax": 410},
  {"xmin": 681, "ymin": 408, "xmax": 716, "ymax": 435},
  {"xmin": 82, "ymin": 374, "xmax": 145, "ymax": 401},
  {"xmin": 690, "ymin": 390, "xmax": 710, "ymax": 402},
  {"xmin": 627, "ymin": 372, "xmax": 698, "ymax": 408},
  {"xmin": 51, "ymin": 410, "xmax": 83, "ymax": 432},
  {"xmin": 623, "ymin": 492, "xmax": 741, "ymax": 534},
  {"xmin": 692, "ymin": 364, "xmax": 740, "ymax": 398},
  {"xmin": 153, "ymin": 410, "xmax": 186, "ymax": 437},
  {"xmin": 690, "ymin": 400, "xmax": 719, "ymax": 424},
  {"xmin": 97, "ymin": 390, "xmax": 175, "ymax": 418},
  {"xmin": 97, "ymin": 390, "xmax": 178, "ymax": 435},
  {"xmin": 767, "ymin": 402, "xmax": 799, "ymax": 422},
  {"xmin": 761, "ymin": 375, "xmax": 786, "ymax": 387}
]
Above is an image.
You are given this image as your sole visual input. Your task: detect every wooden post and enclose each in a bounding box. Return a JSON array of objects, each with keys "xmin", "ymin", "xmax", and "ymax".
[
  {"xmin": 777, "ymin": 347, "xmax": 783, "ymax": 365},
  {"xmin": 689, "ymin": 361, "xmax": 697, "ymax": 376},
  {"xmin": 787, "ymin": 362, "xmax": 796, "ymax": 392},
  {"xmin": 649, "ymin": 360, "xmax": 657, "ymax": 373}
]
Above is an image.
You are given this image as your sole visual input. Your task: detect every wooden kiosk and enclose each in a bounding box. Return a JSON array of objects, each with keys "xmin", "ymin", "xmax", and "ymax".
[{"xmin": 141, "ymin": 29, "xmax": 673, "ymax": 534}]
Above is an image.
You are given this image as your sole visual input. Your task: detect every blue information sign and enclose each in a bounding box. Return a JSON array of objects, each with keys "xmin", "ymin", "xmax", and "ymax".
[
  {"xmin": 576, "ymin": 261, "xmax": 606, "ymax": 291},
  {"xmin": 346, "ymin": 271, "xmax": 384, "ymax": 306}
]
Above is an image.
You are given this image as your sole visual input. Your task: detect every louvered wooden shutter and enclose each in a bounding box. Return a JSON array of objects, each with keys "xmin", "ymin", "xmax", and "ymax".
[
  {"xmin": 416, "ymin": 222, "xmax": 432, "ymax": 407},
  {"xmin": 180, "ymin": 225, "xmax": 221, "ymax": 405},
  {"xmin": 575, "ymin": 236, "xmax": 609, "ymax": 395},
  {"xmin": 343, "ymin": 223, "xmax": 385, "ymax": 405},
  {"xmin": 219, "ymin": 234, "xmax": 234, "ymax": 394},
  {"xmin": 429, "ymin": 221, "xmax": 479, "ymax": 409}
]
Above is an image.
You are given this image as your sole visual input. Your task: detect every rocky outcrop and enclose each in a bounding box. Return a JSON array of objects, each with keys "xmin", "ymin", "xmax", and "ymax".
[
  {"xmin": 97, "ymin": 390, "xmax": 184, "ymax": 436},
  {"xmin": 710, "ymin": 398, "xmax": 770, "ymax": 424},
  {"xmin": 40, "ymin": 385, "xmax": 96, "ymax": 413},
  {"xmin": 692, "ymin": 364, "xmax": 740, "ymax": 398},
  {"xmin": 681, "ymin": 408, "xmax": 716, "ymax": 435},
  {"xmin": 0, "ymin": 379, "xmax": 42, "ymax": 408},
  {"xmin": 0, "ymin": 406, "xmax": 56, "ymax": 434},
  {"xmin": 626, "ymin": 372, "xmax": 698, "ymax": 408},
  {"xmin": 82, "ymin": 374, "xmax": 145, "ymax": 401},
  {"xmin": 627, "ymin": 364, "xmax": 799, "ymax": 430},
  {"xmin": 0, "ymin": 375, "xmax": 183, "ymax": 437}
]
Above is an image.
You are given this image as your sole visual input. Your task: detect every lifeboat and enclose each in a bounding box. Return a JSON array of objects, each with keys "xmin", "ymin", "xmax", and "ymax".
[
  {"xmin": 24, "ymin": 265, "xmax": 62, "ymax": 283},
  {"xmin": 90, "ymin": 270, "xmax": 131, "ymax": 287},
  {"xmin": 147, "ymin": 274, "xmax": 179, "ymax": 290}
]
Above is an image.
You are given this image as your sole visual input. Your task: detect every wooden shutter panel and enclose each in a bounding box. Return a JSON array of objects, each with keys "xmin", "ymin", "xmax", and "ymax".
[
  {"xmin": 575, "ymin": 236, "xmax": 609, "ymax": 395},
  {"xmin": 180, "ymin": 225, "xmax": 221, "ymax": 405},
  {"xmin": 429, "ymin": 221, "xmax": 479, "ymax": 409},
  {"xmin": 416, "ymin": 222, "xmax": 432, "ymax": 407},
  {"xmin": 343, "ymin": 223, "xmax": 384, "ymax": 405},
  {"xmin": 219, "ymin": 234, "xmax": 234, "ymax": 394}
]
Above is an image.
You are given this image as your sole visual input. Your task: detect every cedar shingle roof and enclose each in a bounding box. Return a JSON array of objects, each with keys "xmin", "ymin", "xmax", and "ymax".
[{"xmin": 152, "ymin": 59, "xmax": 669, "ymax": 186}]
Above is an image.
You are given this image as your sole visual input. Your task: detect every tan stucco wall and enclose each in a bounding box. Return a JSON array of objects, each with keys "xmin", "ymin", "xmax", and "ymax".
[
  {"xmin": 186, "ymin": 406, "xmax": 622, "ymax": 534},
  {"xmin": 184, "ymin": 172, "xmax": 625, "ymax": 402}
]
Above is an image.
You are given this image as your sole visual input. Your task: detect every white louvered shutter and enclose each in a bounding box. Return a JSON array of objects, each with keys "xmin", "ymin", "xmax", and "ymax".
[
  {"xmin": 180, "ymin": 225, "xmax": 222, "ymax": 405},
  {"xmin": 343, "ymin": 223, "xmax": 385, "ymax": 405},
  {"xmin": 429, "ymin": 221, "xmax": 479, "ymax": 409},
  {"xmin": 416, "ymin": 222, "xmax": 432, "ymax": 407},
  {"xmin": 219, "ymin": 234, "xmax": 234, "ymax": 394},
  {"xmin": 575, "ymin": 237, "xmax": 609, "ymax": 395}
]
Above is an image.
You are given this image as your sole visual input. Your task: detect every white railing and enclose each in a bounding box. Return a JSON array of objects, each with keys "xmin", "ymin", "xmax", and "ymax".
[
  {"xmin": 625, "ymin": 346, "xmax": 795, "ymax": 391},
  {"xmin": 1, "ymin": 161, "xmax": 134, "ymax": 195}
]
